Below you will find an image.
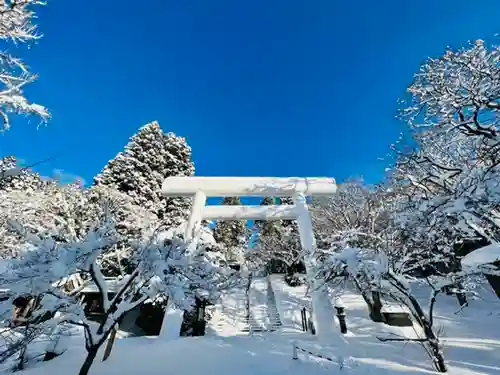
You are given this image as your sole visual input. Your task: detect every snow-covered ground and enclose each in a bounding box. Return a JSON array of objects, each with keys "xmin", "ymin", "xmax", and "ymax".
[
  {"xmin": 326, "ymin": 282, "xmax": 500, "ymax": 374},
  {"xmin": 3, "ymin": 278, "xmax": 500, "ymax": 375},
  {"xmin": 17, "ymin": 334, "xmax": 343, "ymax": 375}
]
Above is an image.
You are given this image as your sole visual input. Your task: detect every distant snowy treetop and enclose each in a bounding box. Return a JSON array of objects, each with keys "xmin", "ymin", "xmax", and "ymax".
[
  {"xmin": 0, "ymin": 156, "xmax": 48, "ymax": 192},
  {"xmin": 93, "ymin": 121, "xmax": 194, "ymax": 226}
]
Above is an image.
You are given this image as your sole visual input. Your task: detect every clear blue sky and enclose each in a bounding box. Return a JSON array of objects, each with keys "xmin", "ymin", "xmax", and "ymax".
[{"xmin": 1, "ymin": 0, "xmax": 500, "ymax": 186}]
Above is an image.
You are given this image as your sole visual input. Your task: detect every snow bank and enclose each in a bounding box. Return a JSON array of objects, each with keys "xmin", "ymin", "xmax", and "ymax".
[
  {"xmin": 158, "ymin": 306, "xmax": 184, "ymax": 340},
  {"xmin": 8, "ymin": 282, "xmax": 500, "ymax": 375},
  {"xmin": 21, "ymin": 336, "xmax": 338, "ymax": 375},
  {"xmin": 461, "ymin": 243, "xmax": 500, "ymax": 269}
]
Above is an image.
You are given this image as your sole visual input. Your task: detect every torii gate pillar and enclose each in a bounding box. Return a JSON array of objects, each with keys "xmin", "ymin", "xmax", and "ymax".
[{"xmin": 161, "ymin": 176, "xmax": 338, "ymax": 342}]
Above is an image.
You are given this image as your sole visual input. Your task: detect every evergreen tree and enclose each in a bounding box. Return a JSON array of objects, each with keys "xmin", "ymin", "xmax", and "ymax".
[
  {"xmin": 255, "ymin": 196, "xmax": 302, "ymax": 274},
  {"xmin": 277, "ymin": 197, "xmax": 300, "ymax": 239},
  {"xmin": 254, "ymin": 196, "xmax": 281, "ymax": 239},
  {"xmin": 213, "ymin": 197, "xmax": 249, "ymax": 264},
  {"xmin": 94, "ymin": 121, "xmax": 195, "ymax": 227},
  {"xmin": 278, "ymin": 197, "xmax": 303, "ymax": 275},
  {"xmin": 85, "ymin": 185, "xmax": 159, "ymax": 275}
]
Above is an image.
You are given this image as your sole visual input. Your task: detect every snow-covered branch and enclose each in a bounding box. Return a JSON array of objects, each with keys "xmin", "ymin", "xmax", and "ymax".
[{"xmin": 0, "ymin": 0, "xmax": 49, "ymax": 131}]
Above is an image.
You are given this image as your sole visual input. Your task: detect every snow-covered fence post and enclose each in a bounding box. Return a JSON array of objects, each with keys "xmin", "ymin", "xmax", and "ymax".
[
  {"xmin": 300, "ymin": 307, "xmax": 307, "ymax": 332},
  {"xmin": 291, "ymin": 340, "xmax": 346, "ymax": 369}
]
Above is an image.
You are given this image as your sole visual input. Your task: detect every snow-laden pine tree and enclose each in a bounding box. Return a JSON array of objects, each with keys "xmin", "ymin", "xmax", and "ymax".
[
  {"xmin": 0, "ymin": 1, "xmax": 49, "ymax": 131},
  {"xmin": 94, "ymin": 122, "xmax": 195, "ymax": 227},
  {"xmin": 276, "ymin": 197, "xmax": 302, "ymax": 274},
  {"xmin": 213, "ymin": 196, "xmax": 250, "ymax": 265},
  {"xmin": 244, "ymin": 197, "xmax": 277, "ymax": 271},
  {"xmin": 253, "ymin": 196, "xmax": 275, "ymax": 233}
]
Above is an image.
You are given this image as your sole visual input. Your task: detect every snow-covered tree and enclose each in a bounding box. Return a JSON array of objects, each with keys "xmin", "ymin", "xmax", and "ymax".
[
  {"xmin": 323, "ymin": 247, "xmax": 447, "ymax": 372},
  {"xmin": 311, "ymin": 181, "xmax": 402, "ymax": 318},
  {"xmin": 253, "ymin": 196, "xmax": 275, "ymax": 232},
  {"xmin": 0, "ymin": 212, "xmax": 118, "ymax": 374},
  {"xmin": 251, "ymin": 197, "xmax": 302, "ymax": 277},
  {"xmin": 0, "ymin": 174, "xmax": 158, "ymax": 268},
  {"xmin": 94, "ymin": 121, "xmax": 195, "ymax": 226},
  {"xmin": 1, "ymin": 204, "xmax": 236, "ymax": 375},
  {"xmin": 213, "ymin": 196, "xmax": 250, "ymax": 265},
  {"xmin": 248, "ymin": 197, "xmax": 280, "ymax": 270},
  {"xmin": 312, "ymin": 180, "xmax": 380, "ymax": 250},
  {"xmin": 391, "ymin": 39, "xmax": 500, "ymax": 278},
  {"xmin": 398, "ymin": 39, "xmax": 500, "ymax": 236},
  {"xmin": 137, "ymin": 223, "xmax": 237, "ymax": 308},
  {"xmin": 401, "ymin": 39, "xmax": 500, "ymax": 140},
  {"xmin": 0, "ymin": 0, "xmax": 49, "ymax": 131},
  {"xmin": 85, "ymin": 185, "xmax": 159, "ymax": 275}
]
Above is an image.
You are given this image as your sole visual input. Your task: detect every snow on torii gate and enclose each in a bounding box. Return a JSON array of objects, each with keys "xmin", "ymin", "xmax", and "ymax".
[{"xmin": 161, "ymin": 176, "xmax": 339, "ymax": 341}]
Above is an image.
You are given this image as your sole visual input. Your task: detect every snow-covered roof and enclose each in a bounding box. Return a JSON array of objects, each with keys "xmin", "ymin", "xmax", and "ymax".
[
  {"xmin": 461, "ymin": 243, "xmax": 500, "ymax": 269},
  {"xmin": 80, "ymin": 277, "xmax": 130, "ymax": 294}
]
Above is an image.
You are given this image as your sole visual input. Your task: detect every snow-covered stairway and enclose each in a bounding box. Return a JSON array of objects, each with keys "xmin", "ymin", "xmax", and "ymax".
[
  {"xmin": 206, "ymin": 287, "xmax": 250, "ymax": 337},
  {"xmin": 206, "ymin": 277, "xmax": 284, "ymax": 336},
  {"xmin": 243, "ymin": 277, "xmax": 271, "ymax": 333},
  {"xmin": 269, "ymin": 274, "xmax": 312, "ymax": 332},
  {"xmin": 266, "ymin": 276, "xmax": 282, "ymax": 330}
]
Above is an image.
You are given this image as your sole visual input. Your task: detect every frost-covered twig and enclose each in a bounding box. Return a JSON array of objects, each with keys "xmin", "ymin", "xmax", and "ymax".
[{"xmin": 0, "ymin": 1, "xmax": 49, "ymax": 131}]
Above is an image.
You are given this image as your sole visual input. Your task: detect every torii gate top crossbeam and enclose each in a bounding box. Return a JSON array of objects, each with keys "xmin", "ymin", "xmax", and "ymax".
[{"xmin": 161, "ymin": 176, "xmax": 336, "ymax": 197}]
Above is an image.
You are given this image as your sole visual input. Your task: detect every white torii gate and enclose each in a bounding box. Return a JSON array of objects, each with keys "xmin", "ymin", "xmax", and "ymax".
[{"xmin": 161, "ymin": 176, "xmax": 338, "ymax": 341}]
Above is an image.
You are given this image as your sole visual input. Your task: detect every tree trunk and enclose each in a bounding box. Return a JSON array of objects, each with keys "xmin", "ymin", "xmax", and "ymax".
[
  {"xmin": 405, "ymin": 293, "xmax": 447, "ymax": 372},
  {"xmin": 78, "ymin": 347, "xmax": 99, "ymax": 375},
  {"xmin": 245, "ymin": 273, "xmax": 252, "ymax": 323},
  {"xmin": 102, "ymin": 327, "xmax": 117, "ymax": 361},
  {"xmin": 454, "ymin": 282, "xmax": 468, "ymax": 307},
  {"xmin": 15, "ymin": 345, "xmax": 26, "ymax": 371},
  {"xmin": 387, "ymin": 273, "xmax": 447, "ymax": 372},
  {"xmin": 370, "ymin": 291, "xmax": 385, "ymax": 323}
]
